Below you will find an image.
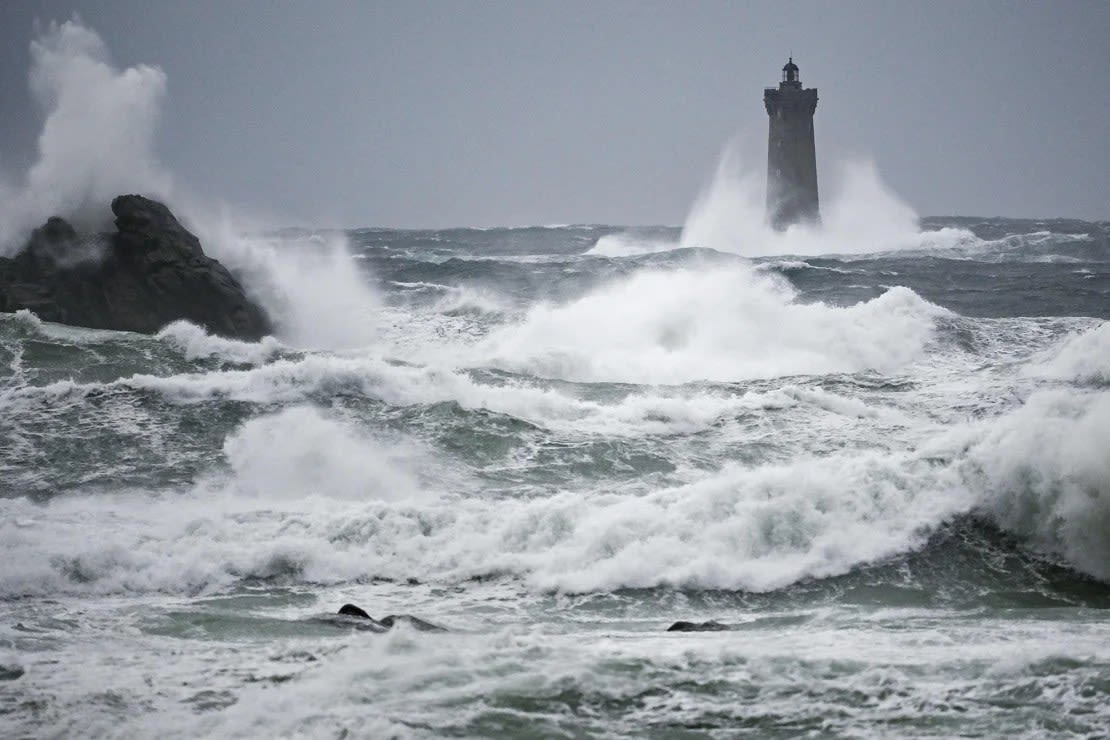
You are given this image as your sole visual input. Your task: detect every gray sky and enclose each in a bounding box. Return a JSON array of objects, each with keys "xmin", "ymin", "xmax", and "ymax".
[{"xmin": 2, "ymin": 0, "xmax": 1108, "ymax": 227}]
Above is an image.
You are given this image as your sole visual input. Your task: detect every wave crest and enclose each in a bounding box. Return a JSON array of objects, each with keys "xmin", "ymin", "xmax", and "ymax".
[
  {"xmin": 963, "ymin": 390, "xmax": 1110, "ymax": 581},
  {"xmin": 476, "ymin": 264, "xmax": 946, "ymax": 383}
]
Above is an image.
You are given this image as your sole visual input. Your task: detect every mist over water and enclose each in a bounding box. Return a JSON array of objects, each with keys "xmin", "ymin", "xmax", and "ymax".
[
  {"xmin": 2, "ymin": 18, "xmax": 1110, "ymax": 740},
  {"xmin": 188, "ymin": 219, "xmax": 380, "ymax": 350},
  {"xmin": 487, "ymin": 141, "xmax": 969, "ymax": 385},
  {"xmin": 591, "ymin": 138, "xmax": 975, "ymax": 259},
  {"xmin": 0, "ymin": 19, "xmax": 379, "ymax": 351},
  {"xmin": 0, "ymin": 19, "xmax": 171, "ymax": 250}
]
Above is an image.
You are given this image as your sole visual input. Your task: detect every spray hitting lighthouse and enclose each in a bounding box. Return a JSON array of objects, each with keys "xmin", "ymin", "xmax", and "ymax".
[{"xmin": 764, "ymin": 57, "xmax": 820, "ymax": 229}]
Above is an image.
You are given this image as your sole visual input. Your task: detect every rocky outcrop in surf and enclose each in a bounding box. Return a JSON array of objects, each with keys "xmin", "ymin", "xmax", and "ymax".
[
  {"xmin": 336, "ymin": 603, "xmax": 447, "ymax": 632},
  {"xmin": 666, "ymin": 620, "xmax": 734, "ymax": 632},
  {"xmin": 0, "ymin": 195, "xmax": 271, "ymax": 340}
]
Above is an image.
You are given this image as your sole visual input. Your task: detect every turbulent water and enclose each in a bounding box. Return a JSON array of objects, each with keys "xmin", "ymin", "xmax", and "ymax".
[{"xmin": 2, "ymin": 216, "xmax": 1110, "ymax": 738}]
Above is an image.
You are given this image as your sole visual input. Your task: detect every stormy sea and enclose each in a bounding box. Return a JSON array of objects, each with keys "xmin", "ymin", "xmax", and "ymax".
[
  {"xmin": 2, "ymin": 206, "xmax": 1110, "ymax": 737},
  {"xmin": 1, "ymin": 17, "xmax": 1109, "ymax": 739}
]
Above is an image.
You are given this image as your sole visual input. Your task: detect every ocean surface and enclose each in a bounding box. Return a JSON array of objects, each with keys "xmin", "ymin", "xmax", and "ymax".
[{"xmin": 2, "ymin": 216, "xmax": 1109, "ymax": 738}]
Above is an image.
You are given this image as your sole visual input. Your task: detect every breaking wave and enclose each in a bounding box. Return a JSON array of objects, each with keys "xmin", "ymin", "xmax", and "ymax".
[
  {"xmin": 586, "ymin": 142, "xmax": 976, "ymax": 259},
  {"xmin": 0, "ymin": 18, "xmax": 379, "ymax": 351},
  {"xmin": 473, "ymin": 264, "xmax": 947, "ymax": 384},
  {"xmin": 2, "ymin": 360, "xmax": 1108, "ymax": 597}
]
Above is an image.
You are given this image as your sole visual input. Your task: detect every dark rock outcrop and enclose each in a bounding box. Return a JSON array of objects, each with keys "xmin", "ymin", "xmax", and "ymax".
[
  {"xmin": 666, "ymin": 620, "xmax": 733, "ymax": 632},
  {"xmin": 338, "ymin": 603, "xmax": 374, "ymax": 620},
  {"xmin": 0, "ymin": 663, "xmax": 24, "ymax": 681},
  {"xmin": 378, "ymin": 614, "xmax": 447, "ymax": 632},
  {"xmin": 0, "ymin": 195, "xmax": 271, "ymax": 340},
  {"xmin": 337, "ymin": 603, "xmax": 447, "ymax": 632}
]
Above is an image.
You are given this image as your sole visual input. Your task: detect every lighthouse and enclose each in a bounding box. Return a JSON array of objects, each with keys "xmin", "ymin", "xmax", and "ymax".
[{"xmin": 764, "ymin": 57, "xmax": 820, "ymax": 229}]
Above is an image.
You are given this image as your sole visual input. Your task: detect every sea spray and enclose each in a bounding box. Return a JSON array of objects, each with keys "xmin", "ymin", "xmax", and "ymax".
[
  {"xmin": 187, "ymin": 219, "xmax": 381, "ymax": 350},
  {"xmin": 0, "ymin": 19, "xmax": 171, "ymax": 252},
  {"xmin": 0, "ymin": 18, "xmax": 379, "ymax": 351},
  {"xmin": 682, "ymin": 140, "xmax": 963, "ymax": 256},
  {"xmin": 1024, "ymin": 320, "xmax": 1110, "ymax": 384},
  {"xmin": 223, "ymin": 406, "xmax": 426, "ymax": 501},
  {"xmin": 590, "ymin": 137, "xmax": 974, "ymax": 258},
  {"xmin": 473, "ymin": 264, "xmax": 948, "ymax": 384}
]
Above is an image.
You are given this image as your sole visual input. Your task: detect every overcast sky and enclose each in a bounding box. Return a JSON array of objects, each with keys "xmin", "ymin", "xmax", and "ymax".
[{"xmin": 1, "ymin": 1, "xmax": 1108, "ymax": 227}]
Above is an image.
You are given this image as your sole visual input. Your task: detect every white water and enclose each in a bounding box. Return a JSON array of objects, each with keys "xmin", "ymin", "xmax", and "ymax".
[
  {"xmin": 2, "ymin": 16, "xmax": 1109, "ymax": 740},
  {"xmin": 0, "ymin": 19, "xmax": 171, "ymax": 251},
  {"xmin": 1, "ymin": 17, "xmax": 1107, "ymax": 598},
  {"xmin": 1025, "ymin": 320, "xmax": 1110, "ymax": 384},
  {"xmin": 590, "ymin": 139, "xmax": 975, "ymax": 259},
  {"xmin": 962, "ymin": 388, "xmax": 1110, "ymax": 580},
  {"xmin": 3, "ymin": 316, "xmax": 1110, "ymax": 597},
  {"xmin": 472, "ymin": 267, "xmax": 947, "ymax": 384},
  {"xmin": 187, "ymin": 221, "xmax": 381, "ymax": 350},
  {"xmin": 0, "ymin": 19, "xmax": 380, "ymax": 352}
]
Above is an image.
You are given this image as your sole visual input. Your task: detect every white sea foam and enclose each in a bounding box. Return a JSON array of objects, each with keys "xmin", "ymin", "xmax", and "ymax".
[
  {"xmin": 589, "ymin": 233, "xmax": 677, "ymax": 258},
  {"xmin": 3, "ymin": 379, "xmax": 1108, "ymax": 597},
  {"xmin": 4, "ymin": 309, "xmax": 45, "ymax": 335},
  {"xmin": 222, "ymin": 406, "xmax": 426, "ymax": 502},
  {"xmin": 959, "ymin": 389, "xmax": 1110, "ymax": 581},
  {"xmin": 390, "ymin": 280, "xmax": 454, "ymax": 291},
  {"xmin": 586, "ymin": 140, "xmax": 977, "ymax": 260},
  {"xmin": 473, "ymin": 264, "xmax": 947, "ymax": 384},
  {"xmin": 0, "ymin": 446, "xmax": 965, "ymax": 597},
  {"xmin": 1024, "ymin": 321, "xmax": 1110, "ymax": 385},
  {"xmin": 0, "ymin": 389, "xmax": 960, "ymax": 599},
  {"xmin": 9, "ymin": 598, "xmax": 1108, "ymax": 738},
  {"xmin": 0, "ymin": 405, "xmax": 433, "ymax": 596},
  {"xmin": 1, "ymin": 348, "xmax": 898, "ymax": 439},
  {"xmin": 429, "ymin": 285, "xmax": 513, "ymax": 316},
  {"xmin": 156, "ymin": 321, "xmax": 284, "ymax": 365}
]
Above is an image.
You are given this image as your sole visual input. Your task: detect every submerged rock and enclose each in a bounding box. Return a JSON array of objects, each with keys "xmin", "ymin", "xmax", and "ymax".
[
  {"xmin": 0, "ymin": 195, "xmax": 271, "ymax": 340},
  {"xmin": 337, "ymin": 603, "xmax": 447, "ymax": 632},
  {"xmin": 0, "ymin": 662, "xmax": 24, "ymax": 681},
  {"xmin": 666, "ymin": 620, "xmax": 733, "ymax": 632},
  {"xmin": 378, "ymin": 614, "xmax": 447, "ymax": 632}
]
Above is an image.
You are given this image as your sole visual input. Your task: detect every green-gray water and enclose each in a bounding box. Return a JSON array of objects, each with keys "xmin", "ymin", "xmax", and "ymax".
[{"xmin": 2, "ymin": 219, "xmax": 1109, "ymax": 737}]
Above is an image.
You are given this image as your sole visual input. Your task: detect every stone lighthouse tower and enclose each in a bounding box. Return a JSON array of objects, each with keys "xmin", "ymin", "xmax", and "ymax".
[{"xmin": 764, "ymin": 57, "xmax": 819, "ymax": 229}]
